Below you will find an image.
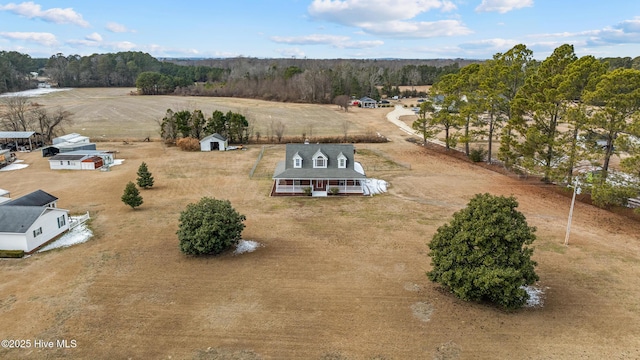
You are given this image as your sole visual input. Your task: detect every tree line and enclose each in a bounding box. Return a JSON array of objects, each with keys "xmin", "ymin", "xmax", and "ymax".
[
  {"xmin": 0, "ymin": 51, "xmax": 47, "ymax": 94},
  {"xmin": 412, "ymin": 44, "xmax": 640, "ymax": 209},
  {"xmin": 170, "ymin": 57, "xmax": 468, "ymax": 103},
  {"xmin": 160, "ymin": 108, "xmax": 250, "ymax": 145}
]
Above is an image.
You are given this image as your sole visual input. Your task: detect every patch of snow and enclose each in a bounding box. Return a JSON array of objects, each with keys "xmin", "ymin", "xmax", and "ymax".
[
  {"xmin": 111, "ymin": 159, "xmax": 125, "ymax": 166},
  {"xmin": 362, "ymin": 178, "xmax": 389, "ymax": 196},
  {"xmin": 234, "ymin": 240, "xmax": 262, "ymax": 255},
  {"xmin": 38, "ymin": 223, "xmax": 92, "ymax": 252},
  {"xmin": 354, "ymin": 161, "xmax": 365, "ymax": 175},
  {"xmin": 522, "ymin": 285, "xmax": 545, "ymax": 308},
  {"xmin": 0, "ymin": 163, "xmax": 29, "ymax": 171},
  {"xmin": 0, "ymin": 88, "xmax": 72, "ymax": 98}
]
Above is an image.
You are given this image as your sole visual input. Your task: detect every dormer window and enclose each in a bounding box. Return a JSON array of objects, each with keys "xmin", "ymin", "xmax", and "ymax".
[
  {"xmin": 337, "ymin": 152, "xmax": 347, "ymax": 168},
  {"xmin": 312, "ymin": 149, "xmax": 328, "ymax": 168},
  {"xmin": 293, "ymin": 153, "xmax": 303, "ymax": 168}
]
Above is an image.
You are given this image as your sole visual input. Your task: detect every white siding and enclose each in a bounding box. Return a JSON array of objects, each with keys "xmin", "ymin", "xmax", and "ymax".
[
  {"xmin": 49, "ymin": 160, "xmax": 83, "ymax": 170},
  {"xmin": 0, "ymin": 209, "xmax": 69, "ymax": 252},
  {"xmin": 0, "ymin": 233, "xmax": 27, "ymax": 251},
  {"xmin": 25, "ymin": 209, "xmax": 69, "ymax": 252}
]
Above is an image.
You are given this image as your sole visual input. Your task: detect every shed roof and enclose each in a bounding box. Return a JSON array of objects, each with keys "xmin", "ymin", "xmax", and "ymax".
[
  {"xmin": 49, "ymin": 154, "xmax": 86, "ymax": 161},
  {"xmin": 0, "ymin": 131, "xmax": 35, "ymax": 139},
  {"xmin": 1, "ymin": 189, "xmax": 57, "ymax": 207},
  {"xmin": 200, "ymin": 133, "xmax": 227, "ymax": 142}
]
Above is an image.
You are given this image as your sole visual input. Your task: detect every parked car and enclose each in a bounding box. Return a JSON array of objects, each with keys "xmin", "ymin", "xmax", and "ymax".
[{"xmin": 379, "ymin": 100, "xmax": 390, "ymax": 104}]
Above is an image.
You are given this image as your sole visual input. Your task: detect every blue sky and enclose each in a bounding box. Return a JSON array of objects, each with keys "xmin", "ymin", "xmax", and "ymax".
[{"xmin": 1, "ymin": 0, "xmax": 640, "ymax": 60}]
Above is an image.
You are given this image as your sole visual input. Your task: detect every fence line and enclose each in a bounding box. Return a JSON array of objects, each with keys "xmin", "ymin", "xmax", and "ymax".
[
  {"xmin": 69, "ymin": 211, "xmax": 90, "ymax": 229},
  {"xmin": 249, "ymin": 146, "xmax": 266, "ymax": 178}
]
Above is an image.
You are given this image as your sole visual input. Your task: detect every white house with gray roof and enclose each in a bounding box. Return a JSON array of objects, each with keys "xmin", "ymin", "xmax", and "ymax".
[
  {"xmin": 0, "ymin": 190, "xmax": 69, "ymax": 253},
  {"xmin": 272, "ymin": 143, "xmax": 366, "ymax": 196}
]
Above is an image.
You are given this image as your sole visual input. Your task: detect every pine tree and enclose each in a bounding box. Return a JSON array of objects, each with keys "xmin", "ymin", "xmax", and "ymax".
[
  {"xmin": 121, "ymin": 181, "xmax": 143, "ymax": 209},
  {"xmin": 136, "ymin": 162, "xmax": 154, "ymax": 189}
]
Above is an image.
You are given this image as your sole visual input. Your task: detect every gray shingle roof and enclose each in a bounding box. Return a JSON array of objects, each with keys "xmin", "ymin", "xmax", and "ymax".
[
  {"xmin": 273, "ymin": 143, "xmax": 366, "ymax": 179},
  {"xmin": 200, "ymin": 133, "xmax": 227, "ymax": 142},
  {"xmin": 49, "ymin": 154, "xmax": 86, "ymax": 161},
  {"xmin": 0, "ymin": 206, "xmax": 45, "ymax": 233},
  {"xmin": 1, "ymin": 190, "xmax": 58, "ymax": 207}
]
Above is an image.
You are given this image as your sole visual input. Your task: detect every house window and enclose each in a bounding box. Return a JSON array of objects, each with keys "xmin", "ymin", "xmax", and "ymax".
[
  {"xmin": 60, "ymin": 161, "xmax": 63, "ymax": 165},
  {"xmin": 33, "ymin": 227, "xmax": 42, "ymax": 237},
  {"xmin": 67, "ymin": 161, "xmax": 71, "ymax": 165},
  {"xmin": 293, "ymin": 153, "xmax": 302, "ymax": 168},
  {"xmin": 57, "ymin": 215, "xmax": 66, "ymax": 228},
  {"xmin": 337, "ymin": 152, "xmax": 347, "ymax": 168},
  {"xmin": 312, "ymin": 149, "xmax": 328, "ymax": 168}
]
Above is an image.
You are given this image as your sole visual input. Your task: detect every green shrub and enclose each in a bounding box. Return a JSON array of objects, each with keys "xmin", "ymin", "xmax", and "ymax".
[
  {"xmin": 427, "ymin": 193, "xmax": 538, "ymax": 310},
  {"xmin": 0, "ymin": 250, "xmax": 25, "ymax": 258},
  {"xmin": 177, "ymin": 197, "xmax": 246, "ymax": 256},
  {"xmin": 469, "ymin": 148, "xmax": 487, "ymax": 162},
  {"xmin": 590, "ymin": 181, "xmax": 638, "ymax": 208},
  {"xmin": 329, "ymin": 187, "xmax": 340, "ymax": 195},
  {"xmin": 302, "ymin": 187, "xmax": 312, "ymax": 196}
]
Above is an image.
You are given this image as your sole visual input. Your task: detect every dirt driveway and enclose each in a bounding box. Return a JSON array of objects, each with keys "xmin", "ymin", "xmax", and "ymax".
[{"xmin": 0, "ymin": 90, "xmax": 640, "ymax": 359}]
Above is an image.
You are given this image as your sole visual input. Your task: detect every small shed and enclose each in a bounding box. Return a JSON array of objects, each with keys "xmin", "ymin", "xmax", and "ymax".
[
  {"xmin": 200, "ymin": 133, "xmax": 228, "ymax": 151},
  {"xmin": 81, "ymin": 156, "xmax": 104, "ymax": 170},
  {"xmin": 64, "ymin": 150, "xmax": 114, "ymax": 166}
]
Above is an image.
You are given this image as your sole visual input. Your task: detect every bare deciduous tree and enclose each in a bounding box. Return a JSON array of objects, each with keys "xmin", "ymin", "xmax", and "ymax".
[
  {"xmin": 33, "ymin": 107, "xmax": 73, "ymax": 143},
  {"xmin": 1, "ymin": 96, "xmax": 33, "ymax": 131},
  {"xmin": 273, "ymin": 120, "xmax": 286, "ymax": 143},
  {"xmin": 334, "ymin": 95, "xmax": 351, "ymax": 112}
]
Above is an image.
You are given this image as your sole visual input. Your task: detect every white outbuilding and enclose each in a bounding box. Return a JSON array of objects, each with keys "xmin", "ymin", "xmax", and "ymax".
[{"xmin": 200, "ymin": 133, "xmax": 228, "ymax": 151}]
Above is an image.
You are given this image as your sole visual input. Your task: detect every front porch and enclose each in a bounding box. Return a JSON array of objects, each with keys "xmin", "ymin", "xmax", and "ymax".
[{"xmin": 272, "ymin": 179, "xmax": 364, "ymax": 197}]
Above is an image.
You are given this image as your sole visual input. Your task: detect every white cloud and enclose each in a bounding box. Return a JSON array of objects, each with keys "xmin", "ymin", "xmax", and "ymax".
[
  {"xmin": 111, "ymin": 41, "xmax": 137, "ymax": 51},
  {"xmin": 86, "ymin": 32, "xmax": 103, "ymax": 42},
  {"xmin": 309, "ymin": 0, "xmax": 456, "ymax": 24},
  {"xmin": 458, "ymin": 38, "xmax": 519, "ymax": 51},
  {"xmin": 0, "ymin": 1, "xmax": 89, "ymax": 27},
  {"xmin": 106, "ymin": 22, "xmax": 135, "ymax": 33},
  {"xmin": 0, "ymin": 31, "xmax": 57, "ymax": 46},
  {"xmin": 475, "ymin": 0, "xmax": 533, "ymax": 14},
  {"xmin": 270, "ymin": 34, "xmax": 383, "ymax": 49},
  {"xmin": 271, "ymin": 34, "xmax": 350, "ymax": 45},
  {"xmin": 362, "ymin": 19, "xmax": 472, "ymax": 38},
  {"xmin": 307, "ymin": 0, "xmax": 467, "ymax": 38},
  {"xmin": 533, "ymin": 17, "xmax": 640, "ymax": 48}
]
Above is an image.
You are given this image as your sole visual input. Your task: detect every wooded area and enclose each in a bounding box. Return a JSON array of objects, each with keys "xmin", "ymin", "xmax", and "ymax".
[{"xmin": 412, "ymin": 44, "xmax": 640, "ymax": 209}]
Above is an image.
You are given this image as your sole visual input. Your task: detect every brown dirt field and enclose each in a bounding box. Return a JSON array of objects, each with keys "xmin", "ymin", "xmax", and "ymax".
[{"xmin": 1, "ymin": 89, "xmax": 640, "ymax": 359}]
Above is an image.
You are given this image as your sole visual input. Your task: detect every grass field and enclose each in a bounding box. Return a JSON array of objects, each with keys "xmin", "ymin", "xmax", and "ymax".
[{"xmin": 1, "ymin": 88, "xmax": 640, "ymax": 359}]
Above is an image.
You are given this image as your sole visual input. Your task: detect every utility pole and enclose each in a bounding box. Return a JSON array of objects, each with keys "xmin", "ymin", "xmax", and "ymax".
[{"xmin": 564, "ymin": 178, "xmax": 580, "ymax": 246}]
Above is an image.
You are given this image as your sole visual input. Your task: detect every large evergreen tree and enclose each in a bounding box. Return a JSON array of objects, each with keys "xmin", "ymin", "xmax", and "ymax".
[
  {"xmin": 177, "ymin": 197, "xmax": 246, "ymax": 256},
  {"xmin": 121, "ymin": 181, "xmax": 143, "ymax": 209},
  {"xmin": 427, "ymin": 193, "xmax": 538, "ymax": 310},
  {"xmin": 136, "ymin": 162, "xmax": 154, "ymax": 189}
]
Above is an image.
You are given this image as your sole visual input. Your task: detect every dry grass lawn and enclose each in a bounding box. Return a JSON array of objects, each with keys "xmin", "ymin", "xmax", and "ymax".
[{"xmin": 1, "ymin": 89, "xmax": 640, "ymax": 359}]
